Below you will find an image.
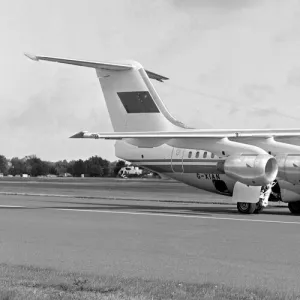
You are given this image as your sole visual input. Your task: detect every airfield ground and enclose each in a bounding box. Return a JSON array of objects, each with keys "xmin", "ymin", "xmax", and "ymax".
[{"xmin": 0, "ymin": 177, "xmax": 299, "ymax": 299}]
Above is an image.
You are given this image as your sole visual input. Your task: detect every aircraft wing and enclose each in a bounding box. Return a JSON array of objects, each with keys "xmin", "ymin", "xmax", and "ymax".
[
  {"xmin": 70, "ymin": 130, "xmax": 300, "ymax": 154},
  {"xmin": 70, "ymin": 129, "xmax": 300, "ymax": 140},
  {"xmin": 24, "ymin": 53, "xmax": 169, "ymax": 82}
]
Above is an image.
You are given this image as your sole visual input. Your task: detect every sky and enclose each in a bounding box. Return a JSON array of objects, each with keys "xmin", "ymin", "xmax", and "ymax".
[{"xmin": 1, "ymin": 0, "xmax": 300, "ymax": 162}]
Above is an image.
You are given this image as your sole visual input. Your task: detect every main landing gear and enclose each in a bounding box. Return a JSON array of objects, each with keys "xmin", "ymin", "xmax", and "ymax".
[
  {"xmin": 237, "ymin": 182, "xmax": 274, "ymax": 214},
  {"xmin": 237, "ymin": 202, "xmax": 263, "ymax": 214},
  {"xmin": 288, "ymin": 202, "xmax": 300, "ymax": 214}
]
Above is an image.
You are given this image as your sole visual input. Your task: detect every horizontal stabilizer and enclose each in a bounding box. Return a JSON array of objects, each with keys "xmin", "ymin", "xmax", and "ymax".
[
  {"xmin": 24, "ymin": 53, "xmax": 132, "ymax": 71},
  {"xmin": 24, "ymin": 53, "xmax": 169, "ymax": 82},
  {"xmin": 144, "ymin": 70, "xmax": 169, "ymax": 82}
]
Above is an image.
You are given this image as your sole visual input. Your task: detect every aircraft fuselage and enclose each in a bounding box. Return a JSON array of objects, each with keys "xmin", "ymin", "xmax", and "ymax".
[
  {"xmin": 116, "ymin": 141, "xmax": 236, "ymax": 196},
  {"xmin": 115, "ymin": 141, "xmax": 300, "ymax": 204}
]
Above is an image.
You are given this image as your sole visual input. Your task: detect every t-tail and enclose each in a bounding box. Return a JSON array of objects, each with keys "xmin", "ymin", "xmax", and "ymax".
[{"xmin": 24, "ymin": 53, "xmax": 190, "ymax": 132}]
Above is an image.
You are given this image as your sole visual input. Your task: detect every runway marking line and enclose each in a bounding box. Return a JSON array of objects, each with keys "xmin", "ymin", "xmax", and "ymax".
[
  {"xmin": 56, "ymin": 208, "xmax": 300, "ymax": 225},
  {"xmin": 0, "ymin": 205, "xmax": 25, "ymax": 208},
  {"xmin": 0, "ymin": 205, "xmax": 298, "ymax": 225}
]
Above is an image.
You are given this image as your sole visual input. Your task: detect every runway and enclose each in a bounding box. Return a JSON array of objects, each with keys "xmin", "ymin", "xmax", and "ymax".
[
  {"xmin": 0, "ymin": 178, "xmax": 299, "ymax": 292},
  {"xmin": 0, "ymin": 177, "xmax": 220, "ymax": 203}
]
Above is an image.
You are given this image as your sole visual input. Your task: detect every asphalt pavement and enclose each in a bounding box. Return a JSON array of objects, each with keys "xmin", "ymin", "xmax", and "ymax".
[{"xmin": 0, "ymin": 178, "xmax": 298, "ymax": 293}]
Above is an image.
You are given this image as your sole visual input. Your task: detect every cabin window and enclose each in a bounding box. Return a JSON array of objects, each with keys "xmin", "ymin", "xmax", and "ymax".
[
  {"xmin": 188, "ymin": 151, "xmax": 192, "ymax": 158},
  {"xmin": 211, "ymin": 153, "xmax": 215, "ymax": 158},
  {"xmin": 196, "ymin": 151, "xmax": 199, "ymax": 158},
  {"xmin": 268, "ymin": 151, "xmax": 271, "ymax": 155},
  {"xmin": 203, "ymin": 151, "xmax": 207, "ymax": 158}
]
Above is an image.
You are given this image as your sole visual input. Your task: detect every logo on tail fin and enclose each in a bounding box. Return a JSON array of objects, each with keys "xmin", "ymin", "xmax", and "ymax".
[{"xmin": 117, "ymin": 91, "xmax": 160, "ymax": 114}]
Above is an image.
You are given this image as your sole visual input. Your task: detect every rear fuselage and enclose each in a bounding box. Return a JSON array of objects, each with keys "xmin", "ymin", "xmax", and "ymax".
[{"xmin": 115, "ymin": 141, "xmax": 236, "ymax": 196}]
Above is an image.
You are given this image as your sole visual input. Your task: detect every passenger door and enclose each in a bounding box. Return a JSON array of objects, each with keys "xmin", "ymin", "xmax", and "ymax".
[{"xmin": 171, "ymin": 148, "xmax": 184, "ymax": 173}]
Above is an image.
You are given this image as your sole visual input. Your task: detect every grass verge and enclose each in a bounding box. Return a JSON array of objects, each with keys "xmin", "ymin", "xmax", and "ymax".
[{"xmin": 0, "ymin": 263, "xmax": 298, "ymax": 300}]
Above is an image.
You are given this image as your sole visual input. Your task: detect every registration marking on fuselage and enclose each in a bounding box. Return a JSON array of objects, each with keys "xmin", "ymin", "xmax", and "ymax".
[
  {"xmin": 55, "ymin": 208, "xmax": 300, "ymax": 225},
  {"xmin": 196, "ymin": 173, "xmax": 221, "ymax": 180}
]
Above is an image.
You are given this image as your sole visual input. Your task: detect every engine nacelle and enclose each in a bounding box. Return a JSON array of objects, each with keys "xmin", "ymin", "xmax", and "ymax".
[
  {"xmin": 276, "ymin": 155, "xmax": 300, "ymax": 185},
  {"xmin": 218, "ymin": 154, "xmax": 278, "ymax": 186}
]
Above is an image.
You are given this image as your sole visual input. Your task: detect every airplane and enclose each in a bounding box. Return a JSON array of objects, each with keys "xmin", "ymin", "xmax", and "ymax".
[{"xmin": 25, "ymin": 53, "xmax": 300, "ymax": 215}]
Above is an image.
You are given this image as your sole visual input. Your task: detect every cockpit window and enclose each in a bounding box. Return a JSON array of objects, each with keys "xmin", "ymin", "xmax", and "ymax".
[
  {"xmin": 196, "ymin": 151, "xmax": 199, "ymax": 158},
  {"xmin": 188, "ymin": 151, "xmax": 192, "ymax": 158},
  {"xmin": 203, "ymin": 151, "xmax": 207, "ymax": 158}
]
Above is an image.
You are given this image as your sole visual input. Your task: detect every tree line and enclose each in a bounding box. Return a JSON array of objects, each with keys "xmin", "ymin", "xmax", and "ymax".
[{"xmin": 0, "ymin": 155, "xmax": 131, "ymax": 177}]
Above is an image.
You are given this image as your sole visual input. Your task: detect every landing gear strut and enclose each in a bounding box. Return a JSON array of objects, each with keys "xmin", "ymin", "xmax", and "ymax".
[
  {"xmin": 288, "ymin": 202, "xmax": 300, "ymax": 214},
  {"xmin": 254, "ymin": 202, "xmax": 264, "ymax": 214}
]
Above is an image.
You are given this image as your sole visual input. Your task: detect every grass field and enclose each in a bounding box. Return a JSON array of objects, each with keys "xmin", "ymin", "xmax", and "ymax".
[{"xmin": 0, "ymin": 264, "xmax": 297, "ymax": 300}]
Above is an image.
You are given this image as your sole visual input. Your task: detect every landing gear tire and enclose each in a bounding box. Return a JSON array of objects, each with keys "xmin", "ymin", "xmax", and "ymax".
[
  {"xmin": 237, "ymin": 202, "xmax": 257, "ymax": 214},
  {"xmin": 288, "ymin": 202, "xmax": 300, "ymax": 214}
]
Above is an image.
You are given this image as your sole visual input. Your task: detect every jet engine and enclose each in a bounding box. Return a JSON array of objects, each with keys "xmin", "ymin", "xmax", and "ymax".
[
  {"xmin": 218, "ymin": 154, "xmax": 278, "ymax": 186},
  {"xmin": 276, "ymin": 155, "xmax": 300, "ymax": 185}
]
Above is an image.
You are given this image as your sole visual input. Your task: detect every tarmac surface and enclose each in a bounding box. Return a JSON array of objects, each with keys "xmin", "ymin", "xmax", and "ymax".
[{"xmin": 0, "ymin": 178, "xmax": 299, "ymax": 292}]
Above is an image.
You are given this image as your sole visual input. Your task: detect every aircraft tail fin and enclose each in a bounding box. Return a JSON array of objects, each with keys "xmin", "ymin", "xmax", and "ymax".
[{"xmin": 25, "ymin": 53, "xmax": 190, "ymax": 132}]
